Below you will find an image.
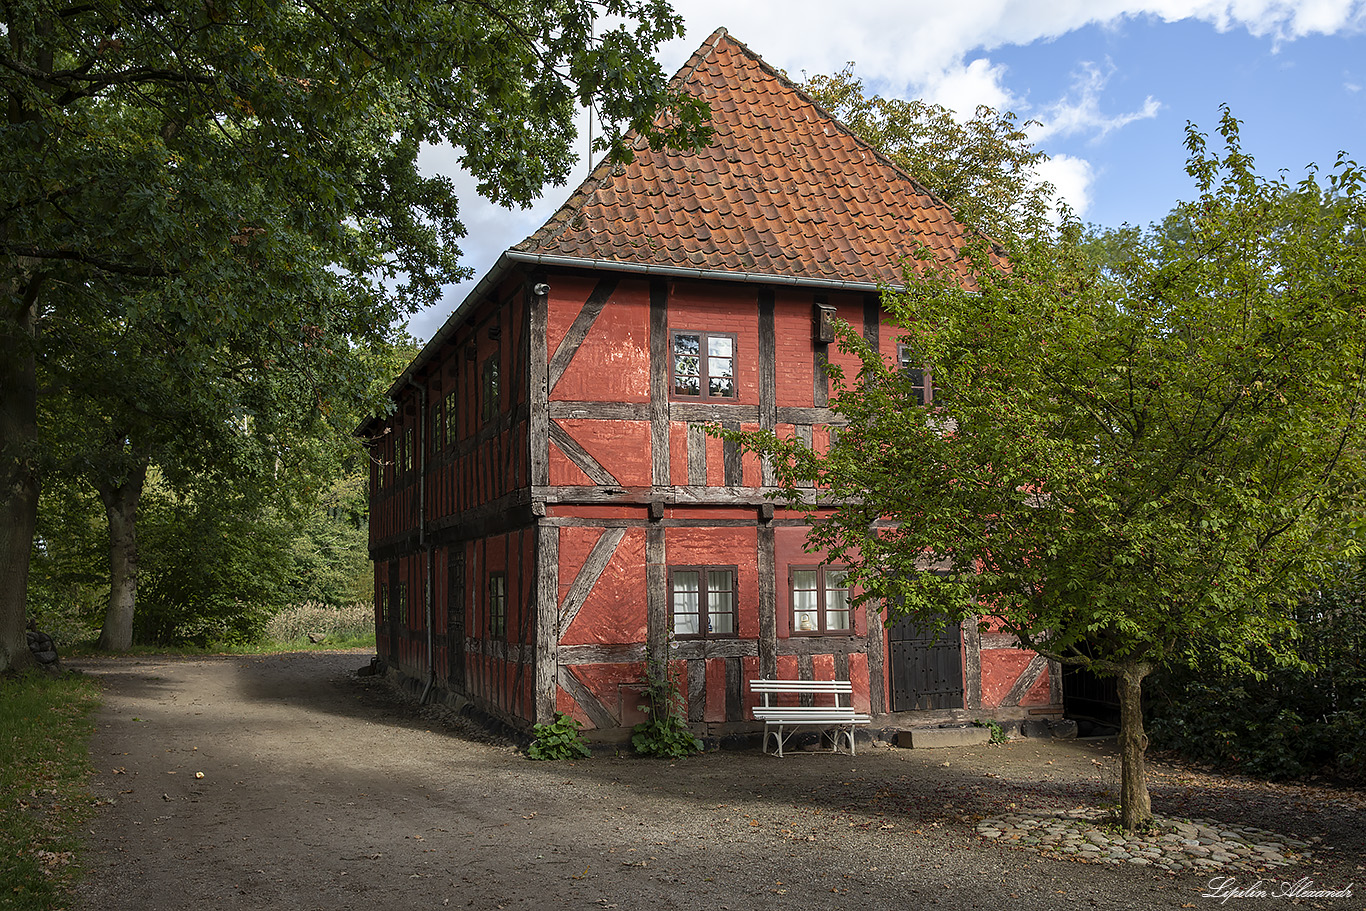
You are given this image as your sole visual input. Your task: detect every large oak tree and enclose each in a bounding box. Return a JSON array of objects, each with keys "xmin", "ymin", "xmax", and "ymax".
[{"xmin": 0, "ymin": 0, "xmax": 709, "ymax": 670}]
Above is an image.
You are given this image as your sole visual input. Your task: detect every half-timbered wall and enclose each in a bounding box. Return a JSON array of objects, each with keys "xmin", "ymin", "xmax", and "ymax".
[{"xmin": 370, "ymin": 264, "xmax": 1063, "ymax": 734}]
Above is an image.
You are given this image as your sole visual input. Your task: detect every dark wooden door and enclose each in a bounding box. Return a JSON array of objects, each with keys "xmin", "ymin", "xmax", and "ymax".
[
  {"xmin": 887, "ymin": 617, "xmax": 964, "ymax": 711},
  {"xmin": 446, "ymin": 550, "xmax": 465, "ymax": 692}
]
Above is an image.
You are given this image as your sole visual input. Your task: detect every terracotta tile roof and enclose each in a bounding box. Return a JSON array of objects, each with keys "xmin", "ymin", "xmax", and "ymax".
[{"xmin": 515, "ymin": 28, "xmax": 993, "ymax": 288}]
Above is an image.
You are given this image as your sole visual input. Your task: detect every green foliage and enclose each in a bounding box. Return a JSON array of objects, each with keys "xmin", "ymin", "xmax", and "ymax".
[
  {"xmin": 26, "ymin": 477, "xmax": 108, "ymax": 644},
  {"xmin": 528, "ymin": 712, "xmax": 592, "ymax": 761},
  {"xmin": 631, "ymin": 660, "xmax": 703, "ymax": 758},
  {"xmin": 1, "ymin": 0, "xmax": 713, "ymax": 668},
  {"xmin": 133, "ymin": 485, "xmax": 291, "ymax": 647},
  {"xmin": 974, "ymin": 719, "xmax": 1007, "ymax": 744},
  {"xmin": 803, "ymin": 66, "xmax": 1054, "ymax": 245},
  {"xmin": 0, "ymin": 671, "xmax": 99, "ymax": 911},
  {"xmin": 736, "ymin": 109, "xmax": 1366, "ymax": 680},
  {"xmin": 1149, "ymin": 577, "xmax": 1366, "ymax": 782},
  {"xmin": 730, "ymin": 109, "xmax": 1366, "ymax": 826}
]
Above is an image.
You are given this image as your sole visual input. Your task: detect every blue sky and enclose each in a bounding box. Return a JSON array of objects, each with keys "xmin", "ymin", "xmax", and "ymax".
[{"xmin": 408, "ymin": 1, "xmax": 1366, "ymax": 341}]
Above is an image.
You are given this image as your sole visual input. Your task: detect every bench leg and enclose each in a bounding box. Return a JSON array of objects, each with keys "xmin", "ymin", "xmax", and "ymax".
[{"xmin": 763, "ymin": 724, "xmax": 792, "ymax": 758}]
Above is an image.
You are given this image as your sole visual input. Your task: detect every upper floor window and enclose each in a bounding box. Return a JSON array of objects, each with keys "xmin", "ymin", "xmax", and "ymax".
[
  {"xmin": 791, "ymin": 565, "xmax": 851, "ymax": 635},
  {"xmin": 482, "ymin": 355, "xmax": 500, "ymax": 422},
  {"xmin": 402, "ymin": 426, "xmax": 414, "ymax": 473},
  {"xmin": 488, "ymin": 572, "xmax": 507, "ymax": 638},
  {"xmin": 670, "ymin": 566, "xmax": 737, "ymax": 638},
  {"xmin": 897, "ymin": 344, "xmax": 933, "ymax": 406},
  {"xmin": 671, "ymin": 331, "xmax": 736, "ymax": 400}
]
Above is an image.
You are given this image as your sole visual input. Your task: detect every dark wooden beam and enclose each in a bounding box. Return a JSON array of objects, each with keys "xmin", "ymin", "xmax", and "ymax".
[
  {"xmin": 650, "ymin": 279, "xmax": 670, "ymax": 488},
  {"xmin": 686, "ymin": 423, "xmax": 707, "ymax": 486},
  {"xmin": 549, "ymin": 420, "xmax": 619, "ymax": 486},
  {"xmin": 558, "ymin": 666, "xmax": 618, "ymax": 730},
  {"xmin": 757, "ymin": 523, "xmax": 777, "ymax": 679},
  {"xmin": 548, "ymin": 401, "xmax": 651, "ymax": 421},
  {"xmin": 999, "ymin": 654, "xmax": 1049, "ymax": 707},
  {"xmin": 646, "ymin": 523, "xmax": 667, "ymax": 662},
  {"xmin": 758, "ymin": 287, "xmax": 777, "ymax": 487},
  {"xmin": 534, "ymin": 523, "xmax": 559, "ymax": 723}
]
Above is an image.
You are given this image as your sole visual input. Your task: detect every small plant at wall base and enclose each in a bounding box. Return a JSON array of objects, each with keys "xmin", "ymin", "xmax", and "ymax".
[
  {"xmin": 527, "ymin": 712, "xmax": 591, "ymax": 761},
  {"xmin": 631, "ymin": 660, "xmax": 703, "ymax": 758},
  {"xmin": 975, "ymin": 719, "xmax": 1007, "ymax": 743}
]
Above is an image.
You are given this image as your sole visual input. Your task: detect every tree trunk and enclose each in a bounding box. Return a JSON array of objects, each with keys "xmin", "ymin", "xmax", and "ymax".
[
  {"xmin": 95, "ymin": 460, "xmax": 148, "ymax": 652},
  {"xmin": 1116, "ymin": 660, "xmax": 1154, "ymax": 831},
  {"xmin": 0, "ymin": 276, "xmax": 41, "ymax": 674}
]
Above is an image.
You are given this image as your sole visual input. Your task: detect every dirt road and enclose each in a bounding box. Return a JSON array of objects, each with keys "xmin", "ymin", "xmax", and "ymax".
[{"xmin": 71, "ymin": 653, "xmax": 1362, "ymax": 911}]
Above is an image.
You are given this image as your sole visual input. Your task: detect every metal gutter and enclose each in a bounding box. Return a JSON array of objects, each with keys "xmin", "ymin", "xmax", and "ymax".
[{"xmin": 503, "ymin": 250, "xmax": 902, "ymax": 295}]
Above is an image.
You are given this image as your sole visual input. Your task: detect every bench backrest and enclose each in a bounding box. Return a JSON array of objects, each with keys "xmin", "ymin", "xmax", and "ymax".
[{"xmin": 750, "ymin": 679, "xmax": 853, "ymax": 695}]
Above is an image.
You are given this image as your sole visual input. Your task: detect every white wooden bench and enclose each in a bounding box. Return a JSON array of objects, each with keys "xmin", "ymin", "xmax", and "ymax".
[{"xmin": 750, "ymin": 679, "xmax": 872, "ymax": 757}]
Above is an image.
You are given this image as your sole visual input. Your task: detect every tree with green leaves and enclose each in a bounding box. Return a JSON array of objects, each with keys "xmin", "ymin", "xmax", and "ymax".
[
  {"xmin": 803, "ymin": 66, "xmax": 1054, "ymax": 245},
  {"xmin": 733, "ymin": 110, "xmax": 1366, "ymax": 831},
  {"xmin": 0, "ymin": 1, "xmax": 710, "ymax": 671}
]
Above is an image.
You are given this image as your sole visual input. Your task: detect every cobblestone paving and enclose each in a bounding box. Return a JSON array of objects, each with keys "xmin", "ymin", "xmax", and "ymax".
[{"xmin": 977, "ymin": 808, "xmax": 1318, "ymax": 874}]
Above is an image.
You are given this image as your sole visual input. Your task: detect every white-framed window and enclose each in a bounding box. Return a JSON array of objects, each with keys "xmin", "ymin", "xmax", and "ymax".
[
  {"xmin": 790, "ymin": 565, "xmax": 851, "ymax": 635},
  {"xmin": 671, "ymin": 330, "xmax": 737, "ymax": 400},
  {"xmin": 670, "ymin": 566, "xmax": 737, "ymax": 638}
]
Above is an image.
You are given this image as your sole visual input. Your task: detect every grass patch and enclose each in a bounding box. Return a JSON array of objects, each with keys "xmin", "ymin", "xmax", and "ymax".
[{"xmin": 0, "ymin": 671, "xmax": 100, "ymax": 911}]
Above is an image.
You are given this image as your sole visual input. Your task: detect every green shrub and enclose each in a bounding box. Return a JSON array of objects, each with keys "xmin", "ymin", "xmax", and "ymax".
[
  {"xmin": 630, "ymin": 660, "xmax": 703, "ymax": 758},
  {"xmin": 528, "ymin": 713, "xmax": 591, "ymax": 760},
  {"xmin": 1148, "ymin": 582, "xmax": 1365, "ymax": 782}
]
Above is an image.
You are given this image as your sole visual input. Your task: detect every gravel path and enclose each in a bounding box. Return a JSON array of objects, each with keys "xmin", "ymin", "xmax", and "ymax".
[{"xmin": 72, "ymin": 653, "xmax": 1363, "ymax": 911}]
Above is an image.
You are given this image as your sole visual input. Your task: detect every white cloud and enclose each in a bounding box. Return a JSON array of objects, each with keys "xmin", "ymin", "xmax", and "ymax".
[
  {"xmin": 1030, "ymin": 60, "xmax": 1162, "ymax": 142},
  {"xmin": 919, "ymin": 58, "xmax": 1020, "ymax": 120},
  {"xmin": 403, "ymin": 1, "xmax": 1366, "ymax": 339},
  {"xmin": 1036, "ymin": 153, "xmax": 1098, "ymax": 218}
]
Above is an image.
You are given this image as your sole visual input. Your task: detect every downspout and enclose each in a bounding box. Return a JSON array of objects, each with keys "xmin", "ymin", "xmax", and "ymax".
[{"xmin": 410, "ymin": 378, "xmax": 435, "ymax": 705}]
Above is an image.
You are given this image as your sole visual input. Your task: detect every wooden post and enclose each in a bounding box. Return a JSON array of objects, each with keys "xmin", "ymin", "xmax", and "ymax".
[
  {"xmin": 649, "ymin": 278, "xmax": 670, "ymax": 488},
  {"xmin": 757, "ymin": 522, "xmax": 777, "ymax": 680},
  {"xmin": 534, "ymin": 523, "xmax": 559, "ymax": 723},
  {"xmin": 759, "ymin": 288, "xmax": 777, "ymax": 487},
  {"xmin": 527, "ymin": 278, "xmax": 550, "ymax": 489},
  {"xmin": 646, "ymin": 524, "xmax": 667, "ymax": 663}
]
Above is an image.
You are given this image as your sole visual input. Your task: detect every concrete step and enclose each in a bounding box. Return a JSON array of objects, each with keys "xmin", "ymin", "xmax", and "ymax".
[{"xmin": 894, "ymin": 725, "xmax": 991, "ymax": 749}]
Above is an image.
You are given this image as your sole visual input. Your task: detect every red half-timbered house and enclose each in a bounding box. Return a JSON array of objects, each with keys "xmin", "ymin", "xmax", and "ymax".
[{"xmin": 361, "ymin": 28, "xmax": 1063, "ymax": 739}]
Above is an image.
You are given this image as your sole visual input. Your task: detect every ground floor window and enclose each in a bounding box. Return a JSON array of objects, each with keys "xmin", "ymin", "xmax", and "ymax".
[
  {"xmin": 790, "ymin": 565, "xmax": 850, "ymax": 634},
  {"xmin": 670, "ymin": 566, "xmax": 737, "ymax": 638}
]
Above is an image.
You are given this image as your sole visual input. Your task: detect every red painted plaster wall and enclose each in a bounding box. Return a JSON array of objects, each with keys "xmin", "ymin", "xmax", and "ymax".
[
  {"xmin": 556, "ymin": 419, "xmax": 653, "ymax": 488},
  {"xmin": 558, "ymin": 527, "xmax": 648, "ymax": 647},
  {"xmin": 549, "ymin": 276, "xmax": 652, "ymax": 404},
  {"xmin": 980, "ymin": 648, "xmax": 1036, "ymax": 708}
]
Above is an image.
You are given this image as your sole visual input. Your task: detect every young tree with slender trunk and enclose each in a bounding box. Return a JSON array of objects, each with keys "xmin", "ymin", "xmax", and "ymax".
[{"xmin": 733, "ymin": 110, "xmax": 1366, "ymax": 831}]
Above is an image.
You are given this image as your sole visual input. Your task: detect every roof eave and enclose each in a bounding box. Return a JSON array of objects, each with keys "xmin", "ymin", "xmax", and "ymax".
[{"xmin": 504, "ymin": 250, "xmax": 902, "ymax": 295}]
